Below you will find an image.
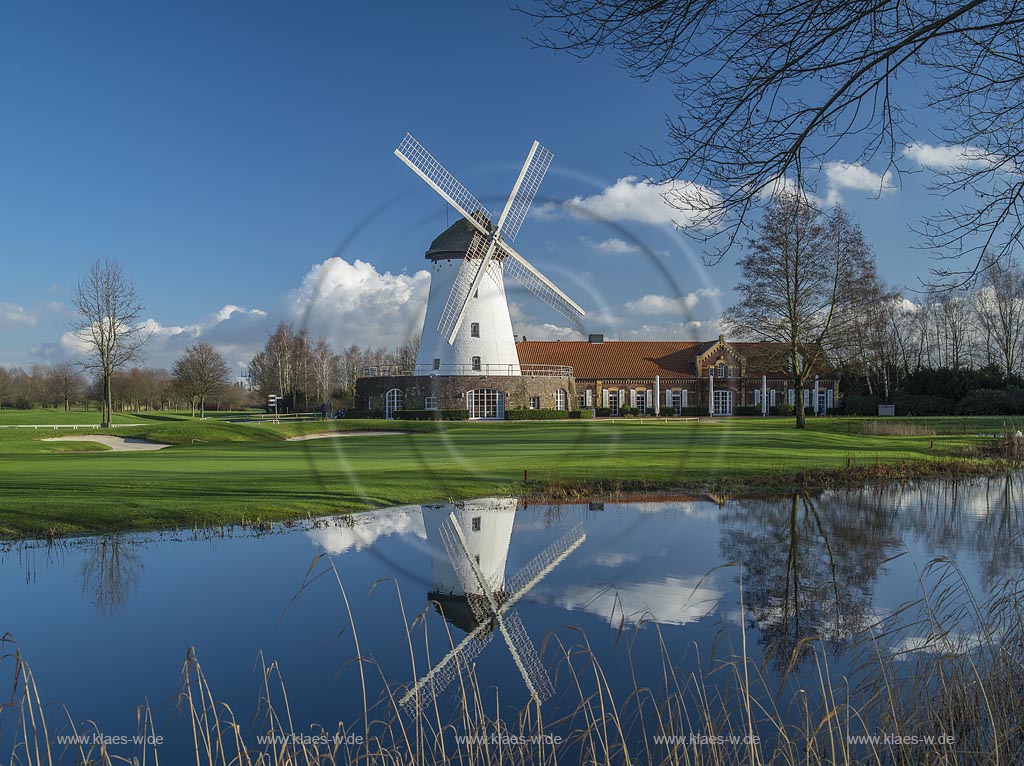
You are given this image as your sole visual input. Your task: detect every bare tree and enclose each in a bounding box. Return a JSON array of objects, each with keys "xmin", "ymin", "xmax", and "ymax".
[
  {"xmin": 310, "ymin": 337, "xmax": 340, "ymax": 408},
  {"xmin": 724, "ymin": 194, "xmax": 876, "ymax": 428},
  {"xmin": 172, "ymin": 342, "xmax": 231, "ymax": 418},
  {"xmin": 526, "ymin": 0, "xmax": 1024, "ymax": 275},
  {"xmin": 71, "ymin": 259, "xmax": 148, "ymax": 427},
  {"xmin": 50, "ymin": 361, "xmax": 85, "ymax": 412},
  {"xmin": 0, "ymin": 367, "xmax": 11, "ymax": 409},
  {"xmin": 975, "ymin": 257, "xmax": 1024, "ymax": 376}
]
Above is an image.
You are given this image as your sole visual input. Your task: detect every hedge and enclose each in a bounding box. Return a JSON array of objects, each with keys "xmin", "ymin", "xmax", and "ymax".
[
  {"xmin": 393, "ymin": 409, "xmax": 469, "ymax": 421},
  {"xmin": 892, "ymin": 392, "xmax": 956, "ymax": 416},
  {"xmin": 845, "ymin": 394, "xmax": 880, "ymax": 416},
  {"xmin": 568, "ymin": 409, "xmax": 594, "ymax": 419},
  {"xmin": 680, "ymin": 406, "xmax": 706, "ymax": 417},
  {"xmin": 505, "ymin": 408, "xmax": 571, "ymax": 420},
  {"xmin": 733, "ymin": 405, "xmax": 760, "ymax": 416},
  {"xmin": 343, "ymin": 409, "xmax": 385, "ymax": 419}
]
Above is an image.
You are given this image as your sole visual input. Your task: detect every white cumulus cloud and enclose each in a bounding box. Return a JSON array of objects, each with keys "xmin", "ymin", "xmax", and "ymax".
[
  {"xmin": 0, "ymin": 302, "xmax": 37, "ymax": 327},
  {"xmin": 823, "ymin": 161, "xmax": 895, "ymax": 199},
  {"xmin": 545, "ymin": 176, "xmax": 721, "ymax": 228},
  {"xmin": 288, "ymin": 257, "xmax": 430, "ymax": 349},
  {"xmin": 903, "ymin": 142, "xmax": 998, "ymax": 170}
]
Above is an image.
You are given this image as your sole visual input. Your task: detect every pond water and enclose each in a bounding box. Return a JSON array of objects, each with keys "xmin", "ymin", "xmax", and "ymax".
[{"xmin": 2, "ymin": 475, "xmax": 1023, "ymax": 762}]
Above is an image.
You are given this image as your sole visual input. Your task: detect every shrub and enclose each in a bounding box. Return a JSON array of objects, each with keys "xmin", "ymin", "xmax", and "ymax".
[
  {"xmin": 393, "ymin": 409, "xmax": 469, "ymax": 421},
  {"xmin": 595, "ymin": 407, "xmax": 612, "ymax": 417},
  {"xmin": 952, "ymin": 389, "xmax": 1024, "ymax": 416},
  {"xmin": 568, "ymin": 409, "xmax": 594, "ymax": 419},
  {"xmin": 343, "ymin": 409, "xmax": 385, "ymax": 419},
  {"xmin": 845, "ymin": 394, "xmax": 880, "ymax": 416},
  {"xmin": 776, "ymin": 402, "xmax": 794, "ymax": 416},
  {"xmin": 680, "ymin": 406, "xmax": 706, "ymax": 417},
  {"xmin": 505, "ymin": 409, "xmax": 571, "ymax": 420},
  {"xmin": 734, "ymin": 405, "xmax": 760, "ymax": 416},
  {"xmin": 893, "ymin": 392, "xmax": 956, "ymax": 416},
  {"xmin": 618, "ymin": 407, "xmax": 638, "ymax": 416}
]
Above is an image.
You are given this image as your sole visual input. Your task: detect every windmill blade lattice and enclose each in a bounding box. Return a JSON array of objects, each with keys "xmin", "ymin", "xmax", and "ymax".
[
  {"xmin": 504, "ymin": 523, "xmax": 586, "ymax": 607},
  {"xmin": 500, "ymin": 244, "xmax": 585, "ymax": 330},
  {"xmin": 395, "ymin": 133, "xmax": 492, "ymax": 236},
  {"xmin": 399, "ymin": 627, "xmax": 494, "ymax": 714},
  {"xmin": 495, "ymin": 141, "xmax": 553, "ymax": 244}
]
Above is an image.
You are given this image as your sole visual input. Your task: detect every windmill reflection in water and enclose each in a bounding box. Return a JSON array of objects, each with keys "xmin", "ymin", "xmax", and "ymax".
[{"xmin": 401, "ymin": 498, "xmax": 585, "ymax": 714}]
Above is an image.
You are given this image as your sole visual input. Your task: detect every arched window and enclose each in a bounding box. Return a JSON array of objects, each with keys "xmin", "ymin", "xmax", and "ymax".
[
  {"xmin": 385, "ymin": 389, "xmax": 405, "ymax": 419},
  {"xmin": 466, "ymin": 389, "xmax": 504, "ymax": 419},
  {"xmin": 471, "ymin": 356, "xmax": 481, "ymax": 371}
]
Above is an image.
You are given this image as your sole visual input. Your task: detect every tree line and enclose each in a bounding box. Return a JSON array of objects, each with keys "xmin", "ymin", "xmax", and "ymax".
[{"xmin": 245, "ymin": 321, "xmax": 418, "ymax": 412}]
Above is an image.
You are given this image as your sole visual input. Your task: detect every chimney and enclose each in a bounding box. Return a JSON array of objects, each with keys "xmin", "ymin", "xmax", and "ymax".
[
  {"xmin": 588, "ymin": 333, "xmax": 604, "ymax": 344},
  {"xmin": 719, "ymin": 334, "xmax": 725, "ymax": 344}
]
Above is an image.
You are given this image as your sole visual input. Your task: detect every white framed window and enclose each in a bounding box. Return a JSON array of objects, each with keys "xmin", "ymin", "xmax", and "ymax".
[
  {"xmin": 637, "ymin": 390, "xmax": 648, "ymax": 415},
  {"xmin": 754, "ymin": 389, "xmax": 761, "ymax": 405},
  {"xmin": 585, "ymin": 389, "xmax": 593, "ymax": 407},
  {"xmin": 608, "ymin": 390, "xmax": 620, "ymax": 415},
  {"xmin": 787, "ymin": 389, "xmax": 795, "ymax": 405},
  {"xmin": 555, "ymin": 389, "xmax": 567, "ymax": 411},
  {"xmin": 432, "ymin": 358, "xmax": 440, "ymax": 370},
  {"xmin": 803, "ymin": 389, "xmax": 810, "ymax": 407},
  {"xmin": 471, "ymin": 356, "xmax": 481, "ymax": 371},
  {"xmin": 424, "ymin": 396, "xmax": 438, "ymax": 410},
  {"xmin": 578, "ymin": 393, "xmax": 587, "ymax": 408},
  {"xmin": 827, "ymin": 388, "xmax": 834, "ymax": 408},
  {"xmin": 467, "ymin": 388, "xmax": 504, "ymax": 419},
  {"xmin": 770, "ymin": 389, "xmax": 777, "ymax": 406},
  {"xmin": 471, "ymin": 322, "xmax": 480, "ymax": 337},
  {"xmin": 717, "ymin": 362, "xmax": 726, "ymax": 378},
  {"xmin": 727, "ymin": 366, "xmax": 734, "ymax": 378},
  {"xmin": 385, "ymin": 388, "xmax": 405, "ymax": 419},
  {"xmin": 529, "ymin": 396, "xmax": 540, "ymax": 409}
]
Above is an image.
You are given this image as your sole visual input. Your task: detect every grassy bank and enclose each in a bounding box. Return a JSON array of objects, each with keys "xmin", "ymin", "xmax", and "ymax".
[{"xmin": 0, "ymin": 416, "xmax": 1013, "ymax": 538}]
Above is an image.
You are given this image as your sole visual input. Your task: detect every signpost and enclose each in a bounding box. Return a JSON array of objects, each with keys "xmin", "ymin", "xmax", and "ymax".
[{"xmin": 267, "ymin": 394, "xmax": 279, "ymax": 418}]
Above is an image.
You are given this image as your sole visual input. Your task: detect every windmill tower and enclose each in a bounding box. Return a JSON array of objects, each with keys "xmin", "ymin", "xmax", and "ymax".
[{"xmin": 394, "ymin": 134, "xmax": 585, "ymax": 375}]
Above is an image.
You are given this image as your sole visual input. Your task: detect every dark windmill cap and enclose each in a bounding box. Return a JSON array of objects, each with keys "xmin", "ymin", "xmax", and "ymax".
[{"xmin": 425, "ymin": 215, "xmax": 493, "ymax": 261}]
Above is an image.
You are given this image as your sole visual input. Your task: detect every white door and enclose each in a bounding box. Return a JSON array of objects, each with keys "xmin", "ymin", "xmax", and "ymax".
[{"xmin": 713, "ymin": 389, "xmax": 732, "ymax": 416}]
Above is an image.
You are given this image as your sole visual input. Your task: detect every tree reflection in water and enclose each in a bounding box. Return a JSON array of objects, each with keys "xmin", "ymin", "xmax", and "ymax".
[
  {"xmin": 720, "ymin": 492, "xmax": 898, "ymax": 666},
  {"xmin": 719, "ymin": 475, "xmax": 1024, "ymax": 666},
  {"xmin": 80, "ymin": 537, "xmax": 143, "ymax": 618}
]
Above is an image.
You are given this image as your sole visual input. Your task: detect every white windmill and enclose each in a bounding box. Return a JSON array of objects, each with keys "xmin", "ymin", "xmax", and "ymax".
[
  {"xmin": 402, "ymin": 501, "xmax": 586, "ymax": 714},
  {"xmin": 394, "ymin": 134, "xmax": 585, "ymax": 376}
]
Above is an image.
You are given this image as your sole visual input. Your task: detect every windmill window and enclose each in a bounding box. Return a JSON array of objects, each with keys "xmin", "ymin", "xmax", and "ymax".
[
  {"xmin": 470, "ymin": 322, "xmax": 480, "ymax": 337},
  {"xmin": 471, "ymin": 516, "xmax": 481, "ymax": 532},
  {"xmin": 472, "ymin": 356, "xmax": 481, "ymax": 371},
  {"xmin": 432, "ymin": 358, "xmax": 440, "ymax": 370},
  {"xmin": 475, "ymin": 554, "xmax": 480, "ymax": 565}
]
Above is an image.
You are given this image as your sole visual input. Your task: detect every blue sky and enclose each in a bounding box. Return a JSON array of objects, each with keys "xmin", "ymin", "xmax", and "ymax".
[{"xmin": 0, "ymin": 2, "xmax": 962, "ymax": 371}]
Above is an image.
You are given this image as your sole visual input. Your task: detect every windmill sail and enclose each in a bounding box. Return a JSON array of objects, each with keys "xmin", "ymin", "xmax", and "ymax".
[{"xmin": 499, "ymin": 243, "xmax": 586, "ymax": 330}]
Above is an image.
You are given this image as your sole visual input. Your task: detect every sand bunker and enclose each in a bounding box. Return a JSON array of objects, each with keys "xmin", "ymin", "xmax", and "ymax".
[
  {"xmin": 286, "ymin": 431, "xmax": 407, "ymax": 441},
  {"xmin": 42, "ymin": 435, "xmax": 170, "ymax": 451}
]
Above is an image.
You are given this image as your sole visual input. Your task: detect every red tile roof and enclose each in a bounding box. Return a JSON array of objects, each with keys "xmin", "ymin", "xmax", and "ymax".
[
  {"xmin": 516, "ymin": 340, "xmax": 702, "ymax": 380},
  {"xmin": 516, "ymin": 339, "xmax": 836, "ymax": 380}
]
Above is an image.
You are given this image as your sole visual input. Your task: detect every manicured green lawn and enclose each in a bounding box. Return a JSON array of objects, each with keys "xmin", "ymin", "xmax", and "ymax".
[
  {"xmin": 0, "ymin": 415, "xmax": 1004, "ymax": 538},
  {"xmin": 0, "ymin": 407, "xmax": 263, "ymax": 426}
]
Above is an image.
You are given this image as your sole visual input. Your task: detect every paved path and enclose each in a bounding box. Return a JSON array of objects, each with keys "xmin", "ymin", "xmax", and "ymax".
[
  {"xmin": 286, "ymin": 431, "xmax": 407, "ymax": 441},
  {"xmin": 42, "ymin": 435, "xmax": 170, "ymax": 451}
]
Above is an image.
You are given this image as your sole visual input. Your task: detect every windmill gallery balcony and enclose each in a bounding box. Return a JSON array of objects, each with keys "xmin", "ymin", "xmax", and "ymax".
[{"xmin": 362, "ymin": 363, "xmax": 574, "ymax": 378}]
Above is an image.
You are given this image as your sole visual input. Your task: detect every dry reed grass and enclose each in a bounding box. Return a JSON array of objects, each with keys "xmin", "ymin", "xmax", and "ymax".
[{"xmin": 2, "ymin": 555, "xmax": 1021, "ymax": 765}]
